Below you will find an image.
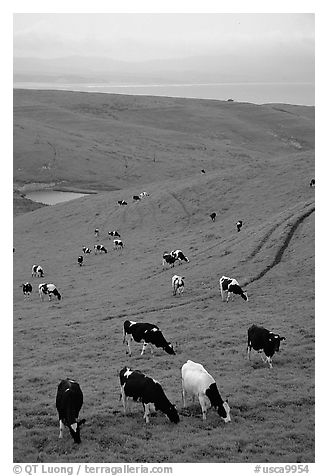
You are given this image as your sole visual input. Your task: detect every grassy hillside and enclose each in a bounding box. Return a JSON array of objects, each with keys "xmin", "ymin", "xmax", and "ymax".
[
  {"xmin": 14, "ymin": 89, "xmax": 314, "ymax": 192},
  {"xmin": 13, "ymin": 90, "xmax": 314, "ymax": 463}
]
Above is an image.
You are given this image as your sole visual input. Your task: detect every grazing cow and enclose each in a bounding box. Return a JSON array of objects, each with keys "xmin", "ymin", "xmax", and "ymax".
[
  {"xmin": 123, "ymin": 320, "xmax": 175, "ymax": 356},
  {"xmin": 201, "ymin": 169, "xmax": 206, "ymax": 174},
  {"xmin": 21, "ymin": 282, "xmax": 32, "ymax": 297},
  {"xmin": 236, "ymin": 220, "xmax": 243, "ymax": 232},
  {"xmin": 39, "ymin": 283, "xmax": 62, "ymax": 301},
  {"xmin": 210, "ymin": 212, "xmax": 217, "ymax": 222},
  {"xmin": 118, "ymin": 200, "xmax": 127, "ymax": 206},
  {"xmin": 119, "ymin": 367, "xmax": 179, "ymax": 424},
  {"xmin": 56, "ymin": 379, "xmax": 86, "ymax": 444},
  {"xmin": 94, "ymin": 228, "xmax": 99, "ymax": 238},
  {"xmin": 219, "ymin": 276, "xmax": 248, "ymax": 302},
  {"xmin": 172, "ymin": 275, "xmax": 184, "ymax": 296},
  {"xmin": 82, "ymin": 246, "xmax": 92, "ymax": 254},
  {"xmin": 108, "ymin": 230, "xmax": 120, "ymax": 237},
  {"xmin": 77, "ymin": 256, "xmax": 83, "ymax": 267},
  {"xmin": 247, "ymin": 324, "xmax": 286, "ymax": 369},
  {"xmin": 310, "ymin": 178, "xmax": 315, "ymax": 187},
  {"xmin": 31, "ymin": 264, "xmax": 44, "ymax": 278},
  {"xmin": 113, "ymin": 239, "xmax": 124, "ymax": 250},
  {"xmin": 139, "ymin": 191, "xmax": 149, "ymax": 199},
  {"xmin": 181, "ymin": 360, "xmax": 231, "ymax": 422},
  {"xmin": 133, "ymin": 195, "xmax": 141, "ymax": 201},
  {"xmin": 94, "ymin": 244, "xmax": 107, "ymax": 254},
  {"xmin": 162, "ymin": 251, "xmax": 176, "ymax": 267},
  {"xmin": 171, "ymin": 249, "xmax": 189, "ymax": 263}
]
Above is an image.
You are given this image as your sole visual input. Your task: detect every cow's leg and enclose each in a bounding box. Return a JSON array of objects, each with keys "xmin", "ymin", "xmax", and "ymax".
[
  {"xmin": 182, "ymin": 386, "xmax": 187, "ymax": 408},
  {"xmin": 198, "ymin": 395, "xmax": 207, "ymax": 421},
  {"xmin": 59, "ymin": 420, "xmax": 64, "ymax": 438},
  {"xmin": 247, "ymin": 345, "xmax": 251, "ymax": 360},
  {"xmin": 260, "ymin": 352, "xmax": 267, "ymax": 363},
  {"xmin": 126, "ymin": 336, "xmax": 132, "ymax": 356},
  {"xmin": 143, "ymin": 403, "xmax": 150, "ymax": 423},
  {"xmin": 121, "ymin": 387, "xmax": 128, "ymax": 413},
  {"xmin": 267, "ymin": 357, "xmax": 273, "ymax": 369},
  {"xmin": 220, "ymin": 283, "xmax": 225, "ymax": 302},
  {"xmin": 141, "ymin": 342, "xmax": 148, "ymax": 356}
]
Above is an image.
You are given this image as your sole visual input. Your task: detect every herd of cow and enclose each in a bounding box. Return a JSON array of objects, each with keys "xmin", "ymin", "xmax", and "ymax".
[{"xmin": 18, "ymin": 194, "xmax": 288, "ymax": 447}]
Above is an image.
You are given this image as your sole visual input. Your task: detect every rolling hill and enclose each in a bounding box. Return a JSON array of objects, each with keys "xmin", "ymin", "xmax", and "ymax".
[{"xmin": 13, "ymin": 90, "xmax": 315, "ymax": 463}]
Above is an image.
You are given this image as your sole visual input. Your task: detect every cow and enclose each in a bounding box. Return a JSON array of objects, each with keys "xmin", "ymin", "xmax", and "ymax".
[
  {"xmin": 113, "ymin": 239, "xmax": 124, "ymax": 250},
  {"xmin": 162, "ymin": 251, "xmax": 176, "ymax": 267},
  {"xmin": 108, "ymin": 231, "xmax": 120, "ymax": 237},
  {"xmin": 181, "ymin": 360, "xmax": 231, "ymax": 422},
  {"xmin": 94, "ymin": 228, "xmax": 99, "ymax": 238},
  {"xmin": 236, "ymin": 220, "xmax": 243, "ymax": 232},
  {"xmin": 171, "ymin": 249, "xmax": 189, "ymax": 263},
  {"xmin": 201, "ymin": 169, "xmax": 206, "ymax": 174},
  {"xmin": 172, "ymin": 275, "xmax": 184, "ymax": 296},
  {"xmin": 219, "ymin": 276, "xmax": 248, "ymax": 302},
  {"xmin": 21, "ymin": 282, "xmax": 32, "ymax": 298},
  {"xmin": 133, "ymin": 195, "xmax": 141, "ymax": 201},
  {"xmin": 210, "ymin": 212, "xmax": 217, "ymax": 222},
  {"xmin": 118, "ymin": 200, "xmax": 127, "ymax": 206},
  {"xmin": 119, "ymin": 367, "xmax": 179, "ymax": 424},
  {"xmin": 123, "ymin": 320, "xmax": 175, "ymax": 356},
  {"xmin": 39, "ymin": 283, "xmax": 62, "ymax": 301},
  {"xmin": 94, "ymin": 244, "xmax": 107, "ymax": 254},
  {"xmin": 310, "ymin": 178, "xmax": 315, "ymax": 187},
  {"xmin": 139, "ymin": 191, "xmax": 150, "ymax": 199},
  {"xmin": 82, "ymin": 246, "xmax": 92, "ymax": 254},
  {"xmin": 247, "ymin": 324, "xmax": 286, "ymax": 369},
  {"xmin": 31, "ymin": 264, "xmax": 44, "ymax": 278},
  {"xmin": 77, "ymin": 256, "xmax": 83, "ymax": 267},
  {"xmin": 56, "ymin": 378, "xmax": 86, "ymax": 444}
]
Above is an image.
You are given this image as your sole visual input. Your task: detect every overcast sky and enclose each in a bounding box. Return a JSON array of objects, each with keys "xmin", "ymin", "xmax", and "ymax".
[{"xmin": 14, "ymin": 13, "xmax": 314, "ymax": 62}]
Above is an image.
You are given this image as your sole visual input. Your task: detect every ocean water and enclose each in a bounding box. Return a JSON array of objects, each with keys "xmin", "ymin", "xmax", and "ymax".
[{"xmin": 14, "ymin": 81, "xmax": 314, "ymax": 106}]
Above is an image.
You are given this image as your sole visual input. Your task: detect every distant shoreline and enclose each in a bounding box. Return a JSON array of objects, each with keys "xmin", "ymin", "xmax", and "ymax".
[{"xmin": 13, "ymin": 81, "xmax": 315, "ymax": 107}]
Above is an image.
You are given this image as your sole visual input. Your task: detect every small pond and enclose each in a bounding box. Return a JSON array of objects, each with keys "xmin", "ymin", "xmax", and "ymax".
[{"xmin": 25, "ymin": 190, "xmax": 90, "ymax": 205}]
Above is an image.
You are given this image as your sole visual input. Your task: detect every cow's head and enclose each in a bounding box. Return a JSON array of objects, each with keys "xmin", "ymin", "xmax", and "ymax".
[
  {"xmin": 270, "ymin": 334, "xmax": 285, "ymax": 352},
  {"xmin": 164, "ymin": 342, "xmax": 176, "ymax": 355},
  {"xmin": 165, "ymin": 404, "xmax": 179, "ymax": 424},
  {"xmin": 68, "ymin": 418, "xmax": 86, "ymax": 444},
  {"xmin": 241, "ymin": 290, "xmax": 248, "ymax": 301},
  {"xmin": 217, "ymin": 400, "xmax": 231, "ymax": 423}
]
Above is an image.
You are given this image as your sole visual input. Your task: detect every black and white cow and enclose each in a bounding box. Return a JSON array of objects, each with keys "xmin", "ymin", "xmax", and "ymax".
[
  {"xmin": 108, "ymin": 230, "xmax": 120, "ymax": 237},
  {"xmin": 94, "ymin": 228, "xmax": 99, "ymax": 238},
  {"xmin": 171, "ymin": 249, "xmax": 189, "ymax": 263},
  {"xmin": 236, "ymin": 220, "xmax": 243, "ymax": 232},
  {"xmin": 181, "ymin": 360, "xmax": 231, "ymax": 422},
  {"xmin": 56, "ymin": 379, "xmax": 86, "ymax": 444},
  {"xmin": 118, "ymin": 200, "xmax": 127, "ymax": 206},
  {"xmin": 39, "ymin": 283, "xmax": 62, "ymax": 301},
  {"xmin": 162, "ymin": 251, "xmax": 176, "ymax": 267},
  {"xmin": 77, "ymin": 256, "xmax": 83, "ymax": 267},
  {"xmin": 113, "ymin": 239, "xmax": 124, "ymax": 250},
  {"xmin": 201, "ymin": 169, "xmax": 206, "ymax": 174},
  {"xmin": 82, "ymin": 246, "xmax": 92, "ymax": 254},
  {"xmin": 123, "ymin": 320, "xmax": 175, "ymax": 356},
  {"xmin": 133, "ymin": 195, "xmax": 141, "ymax": 201},
  {"xmin": 21, "ymin": 282, "xmax": 32, "ymax": 297},
  {"xmin": 119, "ymin": 367, "xmax": 179, "ymax": 424},
  {"xmin": 210, "ymin": 212, "xmax": 217, "ymax": 222},
  {"xmin": 94, "ymin": 244, "xmax": 107, "ymax": 254},
  {"xmin": 172, "ymin": 275, "xmax": 184, "ymax": 296},
  {"xmin": 310, "ymin": 178, "xmax": 315, "ymax": 187},
  {"xmin": 247, "ymin": 324, "xmax": 286, "ymax": 369},
  {"xmin": 31, "ymin": 264, "xmax": 44, "ymax": 278},
  {"xmin": 139, "ymin": 191, "xmax": 149, "ymax": 199},
  {"xmin": 219, "ymin": 276, "xmax": 248, "ymax": 302}
]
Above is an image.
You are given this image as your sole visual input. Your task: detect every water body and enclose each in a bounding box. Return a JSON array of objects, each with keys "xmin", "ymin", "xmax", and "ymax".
[
  {"xmin": 25, "ymin": 190, "xmax": 89, "ymax": 205},
  {"xmin": 14, "ymin": 81, "xmax": 314, "ymax": 106}
]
